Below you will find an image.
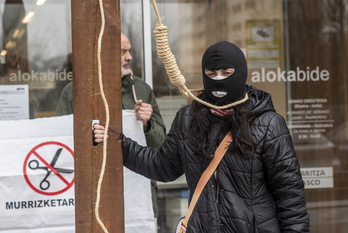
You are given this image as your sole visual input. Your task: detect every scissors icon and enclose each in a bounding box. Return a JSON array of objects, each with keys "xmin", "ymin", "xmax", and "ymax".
[{"xmin": 28, "ymin": 148, "xmax": 74, "ymax": 190}]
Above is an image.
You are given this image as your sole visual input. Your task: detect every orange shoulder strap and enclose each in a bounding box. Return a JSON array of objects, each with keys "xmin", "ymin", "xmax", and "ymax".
[{"xmin": 181, "ymin": 131, "xmax": 232, "ymax": 230}]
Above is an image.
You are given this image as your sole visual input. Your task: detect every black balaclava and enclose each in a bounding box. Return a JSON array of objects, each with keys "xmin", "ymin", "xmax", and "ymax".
[{"xmin": 202, "ymin": 41, "xmax": 247, "ymax": 105}]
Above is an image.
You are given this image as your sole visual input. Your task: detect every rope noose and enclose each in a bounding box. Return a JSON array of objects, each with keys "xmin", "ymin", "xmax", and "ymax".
[
  {"xmin": 150, "ymin": 0, "xmax": 249, "ymax": 110},
  {"xmin": 95, "ymin": 0, "xmax": 109, "ymax": 232}
]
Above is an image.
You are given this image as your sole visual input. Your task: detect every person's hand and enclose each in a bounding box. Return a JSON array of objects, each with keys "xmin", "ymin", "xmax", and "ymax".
[
  {"xmin": 93, "ymin": 124, "xmax": 108, "ymax": 143},
  {"xmin": 134, "ymin": 99, "xmax": 153, "ymax": 131}
]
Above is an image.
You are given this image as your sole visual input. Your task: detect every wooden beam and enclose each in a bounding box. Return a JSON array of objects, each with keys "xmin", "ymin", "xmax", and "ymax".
[{"xmin": 71, "ymin": 0, "xmax": 123, "ymax": 232}]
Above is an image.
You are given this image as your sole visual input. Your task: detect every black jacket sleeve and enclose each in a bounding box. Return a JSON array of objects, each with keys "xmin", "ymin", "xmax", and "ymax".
[
  {"xmin": 262, "ymin": 114, "xmax": 310, "ymax": 232},
  {"xmin": 122, "ymin": 110, "xmax": 184, "ymax": 182}
]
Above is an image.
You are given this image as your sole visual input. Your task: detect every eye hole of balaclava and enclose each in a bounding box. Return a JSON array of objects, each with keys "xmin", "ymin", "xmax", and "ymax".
[{"xmin": 202, "ymin": 41, "xmax": 247, "ymax": 105}]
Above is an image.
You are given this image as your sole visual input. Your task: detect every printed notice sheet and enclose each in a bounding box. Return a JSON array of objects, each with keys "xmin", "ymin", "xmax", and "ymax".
[{"xmin": 0, "ymin": 85, "xmax": 29, "ymax": 120}]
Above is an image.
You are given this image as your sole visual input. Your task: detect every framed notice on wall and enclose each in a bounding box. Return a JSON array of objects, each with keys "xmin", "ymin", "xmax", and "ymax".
[{"xmin": 246, "ymin": 19, "xmax": 281, "ymax": 69}]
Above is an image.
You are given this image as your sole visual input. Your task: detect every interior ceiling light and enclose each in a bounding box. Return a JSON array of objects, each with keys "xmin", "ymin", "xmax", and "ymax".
[
  {"xmin": 0, "ymin": 50, "xmax": 7, "ymax": 56},
  {"xmin": 36, "ymin": 0, "xmax": 46, "ymax": 6},
  {"xmin": 21, "ymin": 11, "xmax": 35, "ymax": 24}
]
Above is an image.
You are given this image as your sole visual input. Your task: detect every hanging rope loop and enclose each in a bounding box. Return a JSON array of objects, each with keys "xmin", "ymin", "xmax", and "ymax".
[
  {"xmin": 150, "ymin": 0, "xmax": 249, "ymax": 109},
  {"xmin": 153, "ymin": 25, "xmax": 189, "ymax": 98}
]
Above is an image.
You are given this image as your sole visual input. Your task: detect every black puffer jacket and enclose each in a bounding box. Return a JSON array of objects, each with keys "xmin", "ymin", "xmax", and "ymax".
[{"xmin": 123, "ymin": 85, "xmax": 310, "ymax": 233}]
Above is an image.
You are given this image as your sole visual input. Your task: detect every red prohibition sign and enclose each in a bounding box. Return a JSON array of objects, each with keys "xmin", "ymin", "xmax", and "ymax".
[{"xmin": 23, "ymin": 141, "xmax": 74, "ymax": 196}]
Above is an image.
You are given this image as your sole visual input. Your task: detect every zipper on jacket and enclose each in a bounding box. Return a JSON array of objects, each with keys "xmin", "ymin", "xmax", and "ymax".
[
  {"xmin": 213, "ymin": 128, "xmax": 223, "ymax": 204},
  {"xmin": 214, "ymin": 170, "xmax": 219, "ymax": 203}
]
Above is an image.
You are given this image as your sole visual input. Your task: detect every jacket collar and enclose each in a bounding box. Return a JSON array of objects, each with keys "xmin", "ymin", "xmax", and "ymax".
[{"xmin": 122, "ymin": 74, "xmax": 135, "ymax": 92}]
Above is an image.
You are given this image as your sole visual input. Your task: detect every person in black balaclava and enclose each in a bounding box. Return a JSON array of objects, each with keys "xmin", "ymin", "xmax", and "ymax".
[
  {"xmin": 93, "ymin": 41, "xmax": 310, "ymax": 233},
  {"xmin": 202, "ymin": 41, "xmax": 247, "ymax": 105}
]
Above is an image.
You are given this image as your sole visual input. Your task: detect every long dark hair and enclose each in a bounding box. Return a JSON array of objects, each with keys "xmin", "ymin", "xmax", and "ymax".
[{"xmin": 188, "ymin": 93, "xmax": 255, "ymax": 159}]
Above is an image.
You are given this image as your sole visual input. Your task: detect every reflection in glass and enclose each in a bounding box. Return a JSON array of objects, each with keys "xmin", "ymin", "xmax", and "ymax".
[{"xmin": 1, "ymin": 0, "xmax": 72, "ymax": 118}]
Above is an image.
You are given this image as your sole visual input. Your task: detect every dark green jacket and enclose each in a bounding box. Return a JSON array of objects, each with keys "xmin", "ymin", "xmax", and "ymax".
[{"xmin": 56, "ymin": 81, "xmax": 73, "ymax": 117}]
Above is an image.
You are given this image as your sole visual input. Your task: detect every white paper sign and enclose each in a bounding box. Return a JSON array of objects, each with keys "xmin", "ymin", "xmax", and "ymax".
[
  {"xmin": 0, "ymin": 85, "xmax": 29, "ymax": 120},
  {"xmin": 0, "ymin": 115, "xmax": 75, "ymax": 233},
  {"xmin": 301, "ymin": 167, "xmax": 334, "ymax": 189},
  {"xmin": 0, "ymin": 112, "xmax": 156, "ymax": 233}
]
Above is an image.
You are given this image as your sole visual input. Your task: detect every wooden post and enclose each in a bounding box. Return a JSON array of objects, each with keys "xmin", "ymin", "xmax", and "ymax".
[{"xmin": 71, "ymin": 0, "xmax": 123, "ymax": 232}]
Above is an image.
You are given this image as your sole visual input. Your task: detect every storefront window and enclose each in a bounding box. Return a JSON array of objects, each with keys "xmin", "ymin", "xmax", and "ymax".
[
  {"xmin": 286, "ymin": 1, "xmax": 348, "ymax": 231},
  {"xmin": 0, "ymin": 0, "xmax": 72, "ymax": 119}
]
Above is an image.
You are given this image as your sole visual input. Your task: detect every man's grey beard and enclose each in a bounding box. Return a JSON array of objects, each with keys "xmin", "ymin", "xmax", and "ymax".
[{"xmin": 122, "ymin": 67, "xmax": 131, "ymax": 77}]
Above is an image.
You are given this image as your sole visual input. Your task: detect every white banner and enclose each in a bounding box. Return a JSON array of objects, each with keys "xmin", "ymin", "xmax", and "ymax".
[
  {"xmin": 0, "ymin": 112, "xmax": 155, "ymax": 233},
  {"xmin": 122, "ymin": 110, "xmax": 156, "ymax": 233},
  {"xmin": 0, "ymin": 115, "xmax": 75, "ymax": 233}
]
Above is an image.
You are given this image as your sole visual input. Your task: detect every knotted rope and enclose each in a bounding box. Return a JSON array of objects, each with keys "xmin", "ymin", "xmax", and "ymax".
[{"xmin": 150, "ymin": 0, "xmax": 249, "ymax": 109}]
